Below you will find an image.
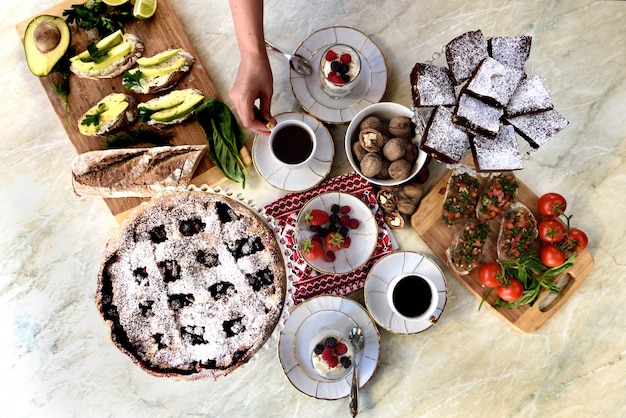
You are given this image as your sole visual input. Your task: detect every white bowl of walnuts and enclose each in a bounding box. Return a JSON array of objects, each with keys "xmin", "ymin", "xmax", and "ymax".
[{"xmin": 345, "ymin": 102, "xmax": 427, "ymax": 186}]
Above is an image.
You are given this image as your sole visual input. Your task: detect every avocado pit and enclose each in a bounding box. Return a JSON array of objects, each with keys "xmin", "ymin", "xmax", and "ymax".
[{"xmin": 33, "ymin": 22, "xmax": 62, "ymax": 53}]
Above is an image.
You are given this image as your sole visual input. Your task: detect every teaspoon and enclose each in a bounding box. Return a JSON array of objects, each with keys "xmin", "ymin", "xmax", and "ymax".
[
  {"xmin": 348, "ymin": 326, "xmax": 364, "ymax": 417},
  {"xmin": 265, "ymin": 40, "xmax": 313, "ymax": 76}
]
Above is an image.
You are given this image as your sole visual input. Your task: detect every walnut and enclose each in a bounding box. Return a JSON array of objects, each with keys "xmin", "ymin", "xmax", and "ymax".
[
  {"xmin": 388, "ymin": 159, "xmax": 412, "ymax": 180},
  {"xmin": 376, "ymin": 190, "xmax": 398, "ymax": 211},
  {"xmin": 404, "ymin": 143, "xmax": 419, "ymax": 164},
  {"xmin": 352, "ymin": 141, "xmax": 368, "ymax": 162},
  {"xmin": 388, "ymin": 116, "xmax": 413, "ymax": 138},
  {"xmin": 401, "ymin": 182, "xmax": 424, "ymax": 200},
  {"xmin": 384, "ymin": 210, "xmax": 405, "ymax": 229},
  {"xmin": 377, "ymin": 159, "xmax": 391, "ymax": 179},
  {"xmin": 383, "ymin": 138, "xmax": 407, "ymax": 162},
  {"xmin": 359, "ymin": 115, "xmax": 383, "ymax": 132},
  {"xmin": 360, "ymin": 152, "xmax": 382, "ymax": 177},
  {"xmin": 397, "ymin": 197, "xmax": 418, "ymax": 216},
  {"xmin": 358, "ymin": 128, "xmax": 383, "ymax": 152}
]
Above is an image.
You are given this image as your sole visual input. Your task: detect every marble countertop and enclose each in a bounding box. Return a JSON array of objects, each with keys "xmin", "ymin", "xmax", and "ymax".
[{"xmin": 1, "ymin": 0, "xmax": 625, "ymax": 416}]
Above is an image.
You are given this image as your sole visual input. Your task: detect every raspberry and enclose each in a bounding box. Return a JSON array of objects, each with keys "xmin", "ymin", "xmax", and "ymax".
[
  {"xmin": 327, "ymin": 355, "xmax": 339, "ymax": 369},
  {"xmin": 334, "ymin": 342, "xmax": 348, "ymax": 355},
  {"xmin": 329, "ymin": 74, "xmax": 345, "ymax": 84},
  {"xmin": 324, "ymin": 337, "xmax": 337, "ymax": 348},
  {"xmin": 339, "ymin": 53, "xmax": 352, "ymax": 64},
  {"xmin": 339, "ymin": 215, "xmax": 350, "ymax": 226},
  {"xmin": 340, "ymin": 356, "xmax": 352, "ymax": 369},
  {"xmin": 321, "ymin": 347, "xmax": 333, "ymax": 361},
  {"xmin": 325, "ymin": 50, "xmax": 337, "ymax": 61},
  {"xmin": 348, "ymin": 218, "xmax": 360, "ymax": 229},
  {"xmin": 314, "ymin": 344, "xmax": 325, "ymax": 355},
  {"xmin": 340, "ymin": 205, "xmax": 351, "ymax": 214},
  {"xmin": 325, "ymin": 250, "xmax": 336, "ymax": 262},
  {"xmin": 342, "ymin": 236, "xmax": 352, "ymax": 249}
]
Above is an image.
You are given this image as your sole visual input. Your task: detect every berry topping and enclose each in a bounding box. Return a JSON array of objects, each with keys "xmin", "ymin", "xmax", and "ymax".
[
  {"xmin": 340, "ymin": 53, "xmax": 352, "ymax": 64},
  {"xmin": 321, "ymin": 347, "xmax": 334, "ymax": 361},
  {"xmin": 342, "ymin": 236, "xmax": 352, "ymax": 249},
  {"xmin": 340, "ymin": 356, "xmax": 352, "ymax": 369},
  {"xmin": 340, "ymin": 205, "xmax": 351, "ymax": 214},
  {"xmin": 335, "ymin": 342, "xmax": 348, "ymax": 355},
  {"xmin": 325, "ymin": 49, "xmax": 338, "ymax": 61},
  {"xmin": 324, "ymin": 250, "xmax": 336, "ymax": 262},
  {"xmin": 314, "ymin": 344, "xmax": 325, "ymax": 355},
  {"xmin": 324, "ymin": 336, "xmax": 337, "ymax": 348},
  {"xmin": 327, "ymin": 355, "xmax": 339, "ymax": 369},
  {"xmin": 339, "ymin": 215, "xmax": 351, "ymax": 226},
  {"xmin": 331, "ymin": 204, "xmax": 341, "ymax": 213},
  {"xmin": 305, "ymin": 209, "xmax": 330, "ymax": 226},
  {"xmin": 348, "ymin": 218, "xmax": 360, "ymax": 229},
  {"xmin": 329, "ymin": 73, "xmax": 345, "ymax": 84}
]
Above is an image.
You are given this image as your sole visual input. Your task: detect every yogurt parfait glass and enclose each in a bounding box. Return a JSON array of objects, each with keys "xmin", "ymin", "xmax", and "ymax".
[{"xmin": 319, "ymin": 44, "xmax": 361, "ymax": 98}]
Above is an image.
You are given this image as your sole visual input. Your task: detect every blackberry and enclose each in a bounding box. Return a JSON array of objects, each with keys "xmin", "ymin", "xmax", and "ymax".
[
  {"xmin": 330, "ymin": 61, "xmax": 342, "ymax": 72},
  {"xmin": 309, "ymin": 225, "xmax": 322, "ymax": 233},
  {"xmin": 339, "ymin": 63, "xmax": 350, "ymax": 74},
  {"xmin": 314, "ymin": 344, "xmax": 325, "ymax": 355},
  {"xmin": 331, "ymin": 204, "xmax": 341, "ymax": 213},
  {"xmin": 329, "ymin": 213, "xmax": 339, "ymax": 224},
  {"xmin": 318, "ymin": 227, "xmax": 329, "ymax": 237},
  {"xmin": 339, "ymin": 226, "xmax": 349, "ymax": 237},
  {"xmin": 340, "ymin": 356, "xmax": 352, "ymax": 369},
  {"xmin": 324, "ymin": 337, "xmax": 337, "ymax": 348},
  {"xmin": 342, "ymin": 73, "xmax": 351, "ymax": 83}
]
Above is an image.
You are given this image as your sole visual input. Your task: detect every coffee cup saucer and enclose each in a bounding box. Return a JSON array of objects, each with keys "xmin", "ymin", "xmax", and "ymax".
[
  {"xmin": 252, "ymin": 112, "xmax": 334, "ymax": 192},
  {"xmin": 364, "ymin": 251, "xmax": 448, "ymax": 334}
]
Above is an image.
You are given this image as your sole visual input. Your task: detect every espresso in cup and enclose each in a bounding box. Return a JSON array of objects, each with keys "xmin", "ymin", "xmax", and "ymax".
[
  {"xmin": 388, "ymin": 273, "xmax": 438, "ymax": 321},
  {"xmin": 269, "ymin": 120, "xmax": 316, "ymax": 167}
]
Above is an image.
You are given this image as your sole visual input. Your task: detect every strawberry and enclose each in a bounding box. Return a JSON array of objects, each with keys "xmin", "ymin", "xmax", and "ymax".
[
  {"xmin": 324, "ymin": 250, "xmax": 336, "ymax": 262},
  {"xmin": 321, "ymin": 347, "xmax": 334, "ymax": 361},
  {"xmin": 348, "ymin": 218, "xmax": 360, "ymax": 229},
  {"xmin": 324, "ymin": 232, "xmax": 344, "ymax": 251},
  {"xmin": 301, "ymin": 239, "xmax": 324, "ymax": 260},
  {"xmin": 342, "ymin": 236, "xmax": 352, "ymax": 249},
  {"xmin": 327, "ymin": 355, "xmax": 339, "ymax": 369},
  {"xmin": 334, "ymin": 342, "xmax": 348, "ymax": 355},
  {"xmin": 339, "ymin": 53, "xmax": 352, "ymax": 64},
  {"xmin": 305, "ymin": 209, "xmax": 329, "ymax": 226},
  {"xmin": 324, "ymin": 49, "xmax": 338, "ymax": 61},
  {"xmin": 340, "ymin": 205, "xmax": 351, "ymax": 214}
]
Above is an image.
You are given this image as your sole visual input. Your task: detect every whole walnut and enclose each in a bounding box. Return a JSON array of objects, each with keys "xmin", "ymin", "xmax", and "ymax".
[
  {"xmin": 359, "ymin": 115, "xmax": 383, "ymax": 132},
  {"xmin": 360, "ymin": 152, "xmax": 382, "ymax": 177},
  {"xmin": 377, "ymin": 159, "xmax": 391, "ymax": 179},
  {"xmin": 383, "ymin": 138, "xmax": 407, "ymax": 162},
  {"xmin": 397, "ymin": 197, "xmax": 418, "ymax": 216},
  {"xmin": 352, "ymin": 141, "xmax": 368, "ymax": 162},
  {"xmin": 401, "ymin": 182, "xmax": 424, "ymax": 201},
  {"xmin": 358, "ymin": 128, "xmax": 384, "ymax": 152},
  {"xmin": 388, "ymin": 116, "xmax": 413, "ymax": 138},
  {"xmin": 404, "ymin": 143, "xmax": 419, "ymax": 163},
  {"xmin": 388, "ymin": 159, "xmax": 412, "ymax": 180}
]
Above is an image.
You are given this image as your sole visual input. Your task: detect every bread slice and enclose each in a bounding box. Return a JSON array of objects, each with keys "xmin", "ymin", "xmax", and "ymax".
[
  {"xmin": 70, "ymin": 34, "xmax": 144, "ymax": 79},
  {"xmin": 77, "ymin": 93, "xmax": 138, "ymax": 137},
  {"xmin": 123, "ymin": 50, "xmax": 195, "ymax": 94},
  {"xmin": 71, "ymin": 145, "xmax": 206, "ymax": 197}
]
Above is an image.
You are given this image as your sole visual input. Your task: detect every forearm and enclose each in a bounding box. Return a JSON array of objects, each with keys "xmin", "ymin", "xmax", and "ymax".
[{"xmin": 229, "ymin": 0, "xmax": 265, "ymax": 58}]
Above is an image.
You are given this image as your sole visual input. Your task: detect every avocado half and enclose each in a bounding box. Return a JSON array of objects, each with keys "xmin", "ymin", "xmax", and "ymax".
[{"xmin": 24, "ymin": 15, "xmax": 71, "ymax": 77}]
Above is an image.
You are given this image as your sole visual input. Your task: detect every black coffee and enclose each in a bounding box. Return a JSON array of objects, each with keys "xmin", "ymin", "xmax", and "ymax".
[
  {"xmin": 271, "ymin": 125, "xmax": 314, "ymax": 165},
  {"xmin": 391, "ymin": 275, "xmax": 433, "ymax": 318}
]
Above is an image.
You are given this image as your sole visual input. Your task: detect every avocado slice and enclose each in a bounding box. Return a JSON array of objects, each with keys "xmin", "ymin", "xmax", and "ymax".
[
  {"xmin": 70, "ymin": 30, "xmax": 124, "ymax": 62},
  {"xmin": 139, "ymin": 89, "xmax": 204, "ymax": 123},
  {"xmin": 78, "ymin": 93, "xmax": 133, "ymax": 136},
  {"xmin": 136, "ymin": 48, "xmax": 182, "ymax": 66},
  {"xmin": 23, "ymin": 15, "xmax": 71, "ymax": 77},
  {"xmin": 138, "ymin": 56, "xmax": 187, "ymax": 77},
  {"xmin": 70, "ymin": 41, "xmax": 133, "ymax": 72}
]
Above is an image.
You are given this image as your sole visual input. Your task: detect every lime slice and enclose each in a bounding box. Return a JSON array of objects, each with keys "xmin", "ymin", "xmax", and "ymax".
[
  {"xmin": 133, "ymin": 0, "xmax": 157, "ymax": 19},
  {"xmin": 102, "ymin": 0, "xmax": 129, "ymax": 5}
]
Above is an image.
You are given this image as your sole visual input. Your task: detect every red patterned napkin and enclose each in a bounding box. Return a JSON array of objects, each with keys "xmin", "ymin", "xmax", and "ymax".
[{"xmin": 264, "ymin": 172, "xmax": 394, "ymax": 305}]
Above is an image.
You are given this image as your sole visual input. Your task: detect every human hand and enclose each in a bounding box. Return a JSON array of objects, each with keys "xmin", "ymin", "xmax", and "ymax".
[{"xmin": 229, "ymin": 51, "xmax": 276, "ymax": 136}]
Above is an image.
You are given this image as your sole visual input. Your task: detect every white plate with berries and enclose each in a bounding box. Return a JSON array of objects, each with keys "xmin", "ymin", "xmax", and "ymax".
[
  {"xmin": 278, "ymin": 295, "xmax": 380, "ymax": 399},
  {"xmin": 290, "ymin": 26, "xmax": 388, "ymax": 124},
  {"xmin": 296, "ymin": 192, "xmax": 378, "ymax": 274}
]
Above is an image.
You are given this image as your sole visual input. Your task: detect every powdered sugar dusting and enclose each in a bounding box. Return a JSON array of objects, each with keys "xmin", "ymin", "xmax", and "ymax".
[
  {"xmin": 505, "ymin": 75, "xmax": 554, "ymax": 117},
  {"xmin": 421, "ymin": 106, "xmax": 469, "ymax": 163},
  {"xmin": 445, "ymin": 30, "xmax": 488, "ymax": 85},
  {"xmin": 454, "ymin": 93, "xmax": 503, "ymax": 138},
  {"xmin": 471, "ymin": 124, "xmax": 523, "ymax": 172},
  {"xmin": 465, "ymin": 57, "xmax": 525, "ymax": 107},
  {"xmin": 410, "ymin": 63, "xmax": 456, "ymax": 107},
  {"xmin": 506, "ymin": 109, "xmax": 569, "ymax": 148}
]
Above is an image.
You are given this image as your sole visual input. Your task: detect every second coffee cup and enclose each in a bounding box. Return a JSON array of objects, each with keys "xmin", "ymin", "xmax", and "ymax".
[{"xmin": 269, "ymin": 120, "xmax": 317, "ymax": 168}]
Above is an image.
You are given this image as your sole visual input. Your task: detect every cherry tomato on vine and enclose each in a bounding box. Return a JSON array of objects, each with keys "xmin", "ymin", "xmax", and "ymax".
[
  {"xmin": 540, "ymin": 243, "xmax": 566, "ymax": 267},
  {"xmin": 567, "ymin": 228, "xmax": 589, "ymax": 253},
  {"xmin": 477, "ymin": 263, "xmax": 502, "ymax": 288},
  {"xmin": 497, "ymin": 278, "xmax": 524, "ymax": 302},
  {"xmin": 537, "ymin": 193, "xmax": 567, "ymax": 218},
  {"xmin": 538, "ymin": 219, "xmax": 567, "ymax": 243}
]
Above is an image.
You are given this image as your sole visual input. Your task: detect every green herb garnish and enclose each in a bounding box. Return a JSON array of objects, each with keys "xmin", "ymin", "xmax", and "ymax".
[
  {"xmin": 63, "ymin": 1, "xmax": 133, "ymax": 37},
  {"xmin": 122, "ymin": 70, "xmax": 143, "ymax": 90},
  {"xmin": 81, "ymin": 102, "xmax": 107, "ymax": 127}
]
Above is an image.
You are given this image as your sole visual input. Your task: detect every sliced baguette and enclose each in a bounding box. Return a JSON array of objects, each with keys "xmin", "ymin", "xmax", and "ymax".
[
  {"xmin": 70, "ymin": 33, "xmax": 145, "ymax": 79},
  {"xmin": 71, "ymin": 145, "xmax": 207, "ymax": 197},
  {"xmin": 124, "ymin": 50, "xmax": 195, "ymax": 94},
  {"xmin": 78, "ymin": 93, "xmax": 138, "ymax": 137}
]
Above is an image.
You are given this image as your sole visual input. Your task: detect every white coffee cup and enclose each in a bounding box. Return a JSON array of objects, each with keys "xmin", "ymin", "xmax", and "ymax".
[
  {"xmin": 268, "ymin": 120, "xmax": 317, "ymax": 168},
  {"xmin": 387, "ymin": 272, "xmax": 439, "ymax": 324}
]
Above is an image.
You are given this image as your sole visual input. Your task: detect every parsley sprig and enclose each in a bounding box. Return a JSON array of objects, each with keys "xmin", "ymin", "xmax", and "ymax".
[
  {"xmin": 122, "ymin": 69, "xmax": 144, "ymax": 90},
  {"xmin": 63, "ymin": 1, "xmax": 133, "ymax": 37}
]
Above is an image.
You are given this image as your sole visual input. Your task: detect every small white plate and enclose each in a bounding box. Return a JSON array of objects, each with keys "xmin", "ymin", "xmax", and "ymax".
[
  {"xmin": 290, "ymin": 26, "xmax": 388, "ymax": 124},
  {"xmin": 364, "ymin": 252, "xmax": 448, "ymax": 334},
  {"xmin": 278, "ymin": 295, "xmax": 380, "ymax": 400},
  {"xmin": 296, "ymin": 192, "xmax": 378, "ymax": 275},
  {"xmin": 252, "ymin": 112, "xmax": 333, "ymax": 192}
]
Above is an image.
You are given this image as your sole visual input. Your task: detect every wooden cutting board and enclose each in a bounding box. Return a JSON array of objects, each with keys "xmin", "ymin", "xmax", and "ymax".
[
  {"xmin": 411, "ymin": 170, "xmax": 595, "ymax": 333},
  {"xmin": 16, "ymin": 0, "xmax": 238, "ymax": 218}
]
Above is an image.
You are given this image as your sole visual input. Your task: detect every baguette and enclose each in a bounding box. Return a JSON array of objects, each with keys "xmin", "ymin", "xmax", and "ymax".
[{"xmin": 72, "ymin": 145, "xmax": 206, "ymax": 198}]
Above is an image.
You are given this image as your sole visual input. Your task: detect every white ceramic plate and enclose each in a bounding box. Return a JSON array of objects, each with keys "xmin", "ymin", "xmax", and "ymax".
[
  {"xmin": 252, "ymin": 112, "xmax": 333, "ymax": 192},
  {"xmin": 290, "ymin": 26, "xmax": 388, "ymax": 124},
  {"xmin": 278, "ymin": 295, "xmax": 380, "ymax": 400},
  {"xmin": 295, "ymin": 192, "xmax": 378, "ymax": 274},
  {"xmin": 364, "ymin": 251, "xmax": 448, "ymax": 334}
]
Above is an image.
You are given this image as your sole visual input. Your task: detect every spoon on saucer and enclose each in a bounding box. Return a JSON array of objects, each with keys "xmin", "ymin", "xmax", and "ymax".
[
  {"xmin": 348, "ymin": 326, "xmax": 364, "ymax": 417},
  {"xmin": 265, "ymin": 40, "xmax": 313, "ymax": 76}
]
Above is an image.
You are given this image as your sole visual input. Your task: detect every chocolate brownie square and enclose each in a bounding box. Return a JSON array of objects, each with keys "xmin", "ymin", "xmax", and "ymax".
[
  {"xmin": 410, "ymin": 62, "xmax": 456, "ymax": 107},
  {"xmin": 420, "ymin": 106, "xmax": 469, "ymax": 164},
  {"xmin": 465, "ymin": 57, "xmax": 525, "ymax": 107},
  {"xmin": 505, "ymin": 75, "xmax": 554, "ymax": 117},
  {"xmin": 454, "ymin": 92, "xmax": 503, "ymax": 139},
  {"xmin": 445, "ymin": 30, "xmax": 488, "ymax": 85},
  {"xmin": 506, "ymin": 109, "xmax": 569, "ymax": 148},
  {"xmin": 470, "ymin": 124, "xmax": 523, "ymax": 172},
  {"xmin": 488, "ymin": 35, "xmax": 532, "ymax": 69}
]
